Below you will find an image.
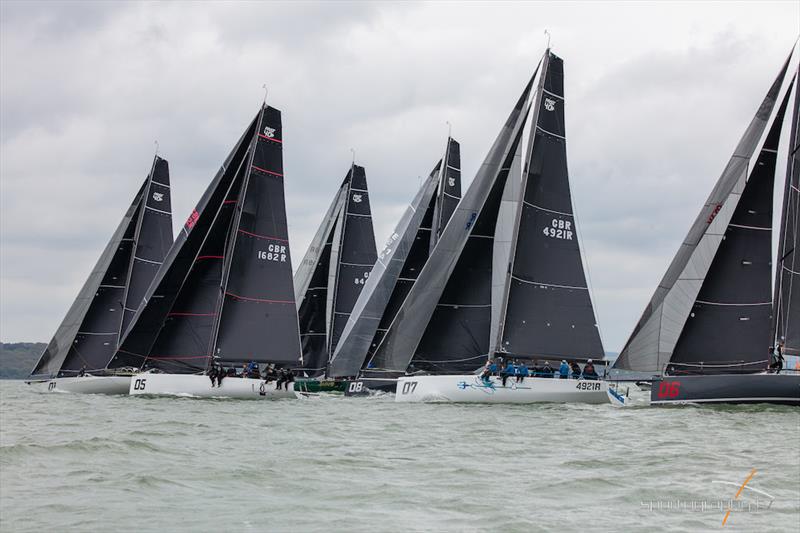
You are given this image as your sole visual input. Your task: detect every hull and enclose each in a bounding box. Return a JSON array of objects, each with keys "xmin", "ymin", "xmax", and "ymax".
[
  {"xmin": 395, "ymin": 375, "xmax": 610, "ymax": 404},
  {"xmin": 26, "ymin": 376, "xmax": 131, "ymax": 395},
  {"xmin": 651, "ymin": 373, "xmax": 800, "ymax": 405},
  {"xmin": 127, "ymin": 373, "xmax": 297, "ymax": 400},
  {"xmin": 293, "ymin": 379, "xmax": 348, "ymax": 394}
]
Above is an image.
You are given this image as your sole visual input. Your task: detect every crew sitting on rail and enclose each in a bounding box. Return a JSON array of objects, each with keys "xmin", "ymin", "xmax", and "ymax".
[
  {"xmin": 559, "ymin": 360, "xmax": 569, "ymax": 379},
  {"xmin": 276, "ymin": 367, "xmax": 295, "ymax": 390},
  {"xmin": 263, "ymin": 363, "xmax": 278, "ymax": 383},
  {"xmin": 480, "ymin": 361, "xmax": 493, "ymax": 384},
  {"xmin": 540, "ymin": 361, "xmax": 554, "ymax": 378},
  {"xmin": 501, "ymin": 361, "xmax": 516, "ymax": 386},
  {"xmin": 516, "ymin": 362, "xmax": 529, "ymax": 382},
  {"xmin": 582, "ymin": 359, "xmax": 598, "ymax": 380},
  {"xmin": 208, "ymin": 365, "xmax": 218, "ymax": 387},
  {"xmin": 569, "ymin": 361, "xmax": 581, "ymax": 379},
  {"xmin": 488, "ymin": 358, "xmax": 499, "ymax": 376}
]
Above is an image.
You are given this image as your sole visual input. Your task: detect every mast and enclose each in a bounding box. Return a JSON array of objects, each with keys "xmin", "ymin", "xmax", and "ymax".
[
  {"xmin": 367, "ymin": 64, "xmax": 538, "ymax": 374},
  {"xmin": 772, "ymin": 68, "xmax": 800, "ymax": 356},
  {"xmin": 612, "ymin": 52, "xmax": 794, "ymax": 376}
]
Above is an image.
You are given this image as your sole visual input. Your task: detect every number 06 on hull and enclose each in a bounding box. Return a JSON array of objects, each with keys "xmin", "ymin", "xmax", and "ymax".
[{"xmin": 394, "ymin": 375, "xmax": 613, "ymax": 404}]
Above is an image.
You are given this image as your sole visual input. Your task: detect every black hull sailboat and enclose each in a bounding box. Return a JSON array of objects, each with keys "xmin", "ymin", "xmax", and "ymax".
[
  {"xmin": 114, "ymin": 103, "xmax": 304, "ymax": 399},
  {"xmin": 612, "ymin": 51, "xmax": 800, "ymax": 406},
  {"xmin": 28, "ymin": 155, "xmax": 174, "ymax": 394}
]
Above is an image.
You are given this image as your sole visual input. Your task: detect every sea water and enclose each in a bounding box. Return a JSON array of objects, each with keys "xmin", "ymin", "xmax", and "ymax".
[{"xmin": 0, "ymin": 381, "xmax": 798, "ymax": 532}]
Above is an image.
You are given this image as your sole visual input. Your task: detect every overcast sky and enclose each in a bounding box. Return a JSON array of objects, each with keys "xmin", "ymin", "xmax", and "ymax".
[{"xmin": 1, "ymin": 1, "xmax": 798, "ymax": 352}]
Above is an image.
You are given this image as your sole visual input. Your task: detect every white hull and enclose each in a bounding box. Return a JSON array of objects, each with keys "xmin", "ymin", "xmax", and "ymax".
[
  {"xmin": 395, "ymin": 374, "xmax": 611, "ymax": 404},
  {"xmin": 26, "ymin": 376, "xmax": 132, "ymax": 395},
  {"xmin": 127, "ymin": 373, "xmax": 298, "ymax": 400}
]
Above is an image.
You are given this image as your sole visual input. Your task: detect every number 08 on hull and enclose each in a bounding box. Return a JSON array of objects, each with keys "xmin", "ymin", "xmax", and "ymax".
[{"xmin": 395, "ymin": 375, "xmax": 611, "ymax": 404}]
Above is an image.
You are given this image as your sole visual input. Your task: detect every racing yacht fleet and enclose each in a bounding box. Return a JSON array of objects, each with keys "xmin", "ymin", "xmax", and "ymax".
[{"xmin": 27, "ymin": 44, "xmax": 800, "ymax": 406}]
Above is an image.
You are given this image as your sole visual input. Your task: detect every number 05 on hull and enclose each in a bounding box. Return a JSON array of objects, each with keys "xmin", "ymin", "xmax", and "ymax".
[{"xmin": 395, "ymin": 375, "xmax": 612, "ymax": 404}]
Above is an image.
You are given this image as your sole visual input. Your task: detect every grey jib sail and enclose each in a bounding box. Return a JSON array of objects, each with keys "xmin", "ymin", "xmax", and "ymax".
[
  {"xmin": 612, "ymin": 53, "xmax": 794, "ymax": 376},
  {"xmin": 367, "ymin": 63, "xmax": 538, "ymax": 374},
  {"xmin": 31, "ymin": 156, "xmax": 174, "ymax": 378},
  {"xmin": 328, "ymin": 162, "xmax": 442, "ymax": 377},
  {"xmin": 773, "ymin": 67, "xmax": 800, "ymax": 357},
  {"xmin": 495, "ymin": 51, "xmax": 604, "ymax": 361}
]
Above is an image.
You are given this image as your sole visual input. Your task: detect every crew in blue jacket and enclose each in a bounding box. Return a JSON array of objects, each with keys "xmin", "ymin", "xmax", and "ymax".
[
  {"xmin": 516, "ymin": 362, "xmax": 529, "ymax": 383},
  {"xmin": 559, "ymin": 360, "xmax": 569, "ymax": 379},
  {"xmin": 489, "ymin": 359, "xmax": 498, "ymax": 375},
  {"xmin": 501, "ymin": 361, "xmax": 515, "ymax": 386}
]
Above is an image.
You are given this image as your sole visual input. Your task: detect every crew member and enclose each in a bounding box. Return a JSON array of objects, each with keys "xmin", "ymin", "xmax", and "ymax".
[
  {"xmin": 501, "ymin": 360, "xmax": 515, "ymax": 386},
  {"xmin": 559, "ymin": 360, "xmax": 569, "ymax": 379},
  {"xmin": 570, "ymin": 361, "xmax": 581, "ymax": 379},
  {"xmin": 582, "ymin": 359, "xmax": 598, "ymax": 380},
  {"xmin": 516, "ymin": 361, "xmax": 529, "ymax": 383},
  {"xmin": 541, "ymin": 361, "xmax": 554, "ymax": 378}
]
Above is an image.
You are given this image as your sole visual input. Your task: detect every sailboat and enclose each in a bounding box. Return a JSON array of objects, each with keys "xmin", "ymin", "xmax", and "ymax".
[
  {"xmin": 116, "ymin": 103, "xmax": 303, "ymax": 399},
  {"xmin": 294, "ymin": 163, "xmax": 377, "ymax": 383},
  {"xmin": 365, "ymin": 49, "xmax": 613, "ymax": 404},
  {"xmin": 27, "ymin": 156, "xmax": 174, "ymax": 394},
  {"xmin": 328, "ymin": 137, "xmax": 462, "ymax": 389},
  {"xmin": 611, "ymin": 52, "xmax": 800, "ymax": 406}
]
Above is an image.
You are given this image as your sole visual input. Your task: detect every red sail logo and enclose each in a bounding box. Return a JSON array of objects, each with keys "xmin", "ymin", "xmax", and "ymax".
[
  {"xmin": 707, "ymin": 204, "xmax": 722, "ymax": 224},
  {"xmin": 185, "ymin": 209, "xmax": 200, "ymax": 229}
]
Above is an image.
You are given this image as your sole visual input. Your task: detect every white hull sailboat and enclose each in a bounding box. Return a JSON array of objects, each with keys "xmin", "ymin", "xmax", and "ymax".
[
  {"xmin": 27, "ymin": 375, "xmax": 132, "ymax": 395},
  {"xmin": 395, "ymin": 375, "xmax": 614, "ymax": 404},
  {"xmin": 127, "ymin": 373, "xmax": 297, "ymax": 399}
]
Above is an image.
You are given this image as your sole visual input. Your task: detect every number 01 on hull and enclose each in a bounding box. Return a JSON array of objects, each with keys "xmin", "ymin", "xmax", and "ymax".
[{"xmin": 394, "ymin": 375, "xmax": 612, "ymax": 404}]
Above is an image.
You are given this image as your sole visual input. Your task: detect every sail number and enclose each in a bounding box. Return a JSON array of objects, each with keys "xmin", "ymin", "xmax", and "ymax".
[
  {"xmin": 400, "ymin": 381, "xmax": 418, "ymax": 394},
  {"xmin": 258, "ymin": 244, "xmax": 287, "ymax": 263},
  {"xmin": 543, "ymin": 218, "xmax": 573, "ymax": 240},
  {"xmin": 575, "ymin": 381, "xmax": 600, "ymax": 391},
  {"xmin": 353, "ymin": 271, "xmax": 370, "ymax": 285},
  {"xmin": 657, "ymin": 381, "xmax": 680, "ymax": 398},
  {"xmin": 133, "ymin": 378, "xmax": 147, "ymax": 391}
]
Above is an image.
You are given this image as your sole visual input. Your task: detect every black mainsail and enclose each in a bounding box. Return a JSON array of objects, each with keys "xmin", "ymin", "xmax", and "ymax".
[
  {"xmin": 773, "ymin": 66, "xmax": 800, "ymax": 357},
  {"xmin": 31, "ymin": 156, "xmax": 174, "ymax": 378},
  {"xmin": 611, "ymin": 54, "xmax": 795, "ymax": 377},
  {"xmin": 367, "ymin": 64, "xmax": 538, "ymax": 374},
  {"xmin": 431, "ymin": 137, "xmax": 462, "ymax": 247},
  {"xmin": 296, "ymin": 165, "xmax": 377, "ymax": 376},
  {"xmin": 495, "ymin": 51, "xmax": 604, "ymax": 361},
  {"xmin": 112, "ymin": 105, "xmax": 301, "ymax": 372}
]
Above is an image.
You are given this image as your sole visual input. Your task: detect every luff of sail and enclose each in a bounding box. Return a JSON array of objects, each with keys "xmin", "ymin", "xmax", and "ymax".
[
  {"xmin": 613, "ymin": 52, "xmax": 794, "ymax": 375},
  {"xmin": 773, "ymin": 68, "xmax": 800, "ymax": 357},
  {"xmin": 495, "ymin": 51, "xmax": 604, "ymax": 360},
  {"xmin": 328, "ymin": 165, "xmax": 441, "ymax": 377},
  {"xmin": 368, "ymin": 64, "xmax": 538, "ymax": 373},
  {"xmin": 110, "ymin": 112, "xmax": 259, "ymax": 369}
]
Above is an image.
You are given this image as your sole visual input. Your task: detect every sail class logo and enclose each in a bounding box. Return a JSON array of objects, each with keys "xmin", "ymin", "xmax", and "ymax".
[
  {"xmin": 544, "ymin": 97, "xmax": 556, "ymax": 111},
  {"xmin": 263, "ymin": 126, "xmax": 276, "ymax": 138},
  {"xmin": 352, "ymin": 193, "xmax": 362, "ymax": 203},
  {"xmin": 152, "ymin": 192, "xmax": 164, "ymax": 202},
  {"xmin": 448, "ymin": 177, "xmax": 455, "ymax": 187}
]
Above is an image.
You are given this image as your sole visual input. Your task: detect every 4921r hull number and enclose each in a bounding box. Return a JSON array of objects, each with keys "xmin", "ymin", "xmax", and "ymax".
[{"xmin": 575, "ymin": 382, "xmax": 600, "ymax": 391}]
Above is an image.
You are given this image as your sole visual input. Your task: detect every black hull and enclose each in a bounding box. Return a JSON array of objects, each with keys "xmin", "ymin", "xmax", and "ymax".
[{"xmin": 651, "ymin": 373, "xmax": 800, "ymax": 405}]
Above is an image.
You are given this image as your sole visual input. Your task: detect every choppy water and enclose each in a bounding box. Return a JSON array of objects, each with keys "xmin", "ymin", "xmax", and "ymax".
[{"xmin": 1, "ymin": 381, "xmax": 798, "ymax": 532}]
